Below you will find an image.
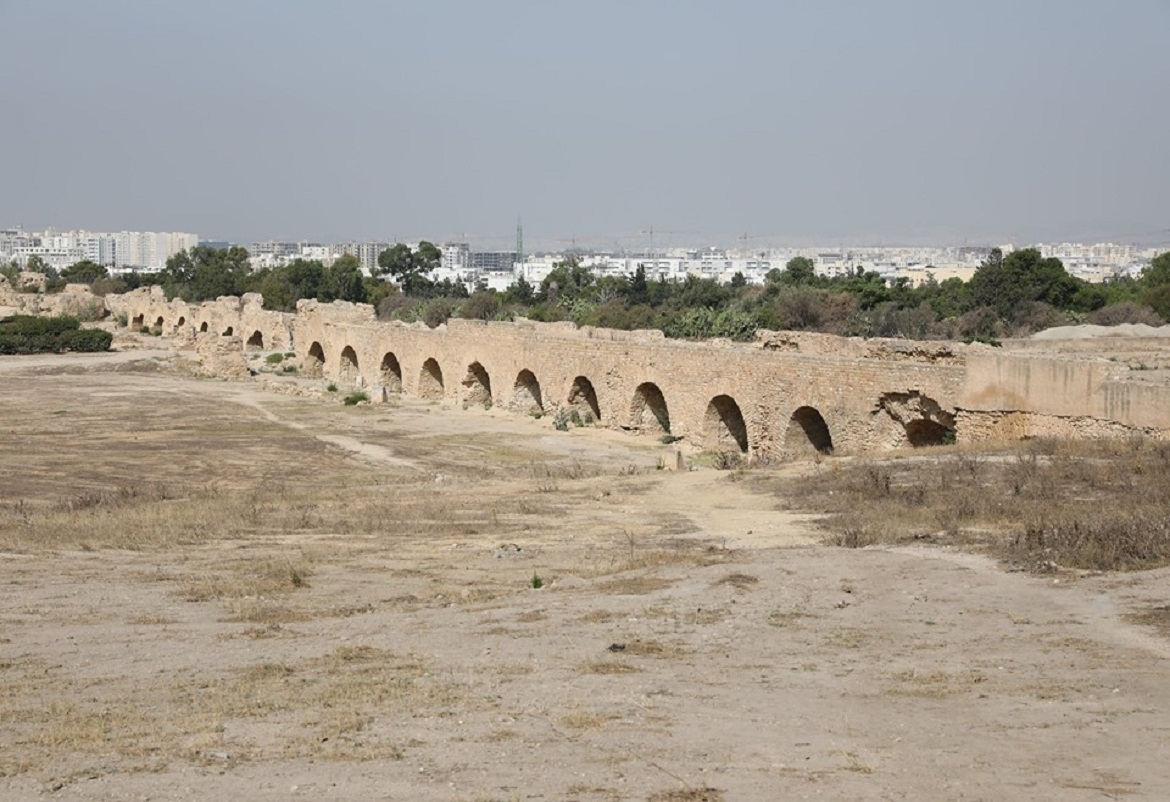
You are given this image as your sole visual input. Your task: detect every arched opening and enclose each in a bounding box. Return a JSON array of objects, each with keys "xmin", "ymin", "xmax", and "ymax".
[
  {"xmin": 462, "ymin": 362, "xmax": 493, "ymax": 409},
  {"xmin": 247, "ymin": 330, "xmax": 264, "ymax": 349},
  {"xmin": 199, "ymin": 321, "xmax": 209, "ymax": 333},
  {"xmin": 222, "ymin": 326, "xmax": 234, "ymax": 337},
  {"xmin": 568, "ymin": 376, "xmax": 601, "ymax": 422},
  {"xmin": 340, "ymin": 345, "xmax": 360, "ymax": 385},
  {"xmin": 419, "ymin": 358, "xmax": 444, "ymax": 400},
  {"xmin": 785, "ymin": 406, "xmax": 833, "ymax": 456},
  {"xmin": 703, "ymin": 395, "xmax": 749, "ymax": 454},
  {"xmin": 306, "ymin": 341, "xmax": 325, "ymax": 377},
  {"xmin": 380, "ymin": 352, "xmax": 403, "ymax": 393},
  {"xmin": 154, "ymin": 316, "xmax": 164, "ymax": 329},
  {"xmin": 176, "ymin": 316, "xmax": 186, "ymax": 328},
  {"xmin": 906, "ymin": 419, "xmax": 953, "ymax": 447},
  {"xmin": 131, "ymin": 314, "xmax": 144, "ymax": 328},
  {"xmin": 629, "ymin": 382, "xmax": 670, "ymax": 435},
  {"xmin": 511, "ymin": 369, "xmax": 543, "ymax": 414}
]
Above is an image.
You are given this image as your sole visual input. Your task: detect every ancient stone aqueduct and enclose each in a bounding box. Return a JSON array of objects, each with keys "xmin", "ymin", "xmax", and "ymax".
[{"xmin": 105, "ymin": 286, "xmax": 1170, "ymax": 457}]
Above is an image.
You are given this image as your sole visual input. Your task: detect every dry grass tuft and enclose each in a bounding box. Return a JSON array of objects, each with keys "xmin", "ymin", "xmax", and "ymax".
[
  {"xmin": 714, "ymin": 572, "xmax": 759, "ymax": 589},
  {"xmin": 559, "ymin": 708, "xmax": 617, "ymax": 730},
  {"xmin": 1124, "ymin": 605, "xmax": 1170, "ymax": 637},
  {"xmin": 648, "ymin": 788, "xmax": 726, "ymax": 802},
  {"xmin": 582, "ymin": 661, "xmax": 642, "ymax": 675},
  {"xmin": 779, "ymin": 438, "xmax": 1170, "ymax": 572},
  {"xmin": 621, "ymin": 639, "xmax": 686, "ymax": 659},
  {"xmin": 885, "ymin": 668, "xmax": 988, "ymax": 698}
]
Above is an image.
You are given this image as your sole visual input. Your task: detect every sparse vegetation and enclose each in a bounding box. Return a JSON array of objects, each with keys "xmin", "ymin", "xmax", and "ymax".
[
  {"xmin": 343, "ymin": 391, "xmax": 369, "ymax": 406},
  {"xmin": 779, "ymin": 437, "xmax": 1170, "ymax": 572},
  {"xmin": 265, "ymin": 352, "xmax": 284, "ymax": 364}
]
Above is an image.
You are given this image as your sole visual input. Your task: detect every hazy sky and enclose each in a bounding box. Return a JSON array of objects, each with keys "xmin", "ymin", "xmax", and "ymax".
[{"xmin": 3, "ymin": 0, "xmax": 1168, "ymax": 249}]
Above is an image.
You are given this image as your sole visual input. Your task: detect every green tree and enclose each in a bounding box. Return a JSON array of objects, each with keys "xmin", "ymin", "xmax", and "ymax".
[
  {"xmin": 626, "ymin": 264, "xmax": 650, "ymax": 305},
  {"xmin": 25, "ymin": 255, "xmax": 50, "ymax": 274},
  {"xmin": 1142, "ymin": 251, "xmax": 1170, "ymax": 288},
  {"xmin": 782, "ymin": 256, "xmax": 816, "ymax": 286},
  {"xmin": 506, "ymin": 276, "xmax": 534, "ymax": 305},
  {"xmin": 377, "ymin": 241, "xmax": 441, "ymax": 296},
  {"xmin": 968, "ymin": 247, "xmax": 1080, "ymax": 321},
  {"xmin": 322, "ymin": 254, "xmax": 367, "ymax": 303},
  {"xmin": 161, "ymin": 246, "xmax": 252, "ymax": 302},
  {"xmin": 61, "ymin": 260, "xmax": 109, "ymax": 284}
]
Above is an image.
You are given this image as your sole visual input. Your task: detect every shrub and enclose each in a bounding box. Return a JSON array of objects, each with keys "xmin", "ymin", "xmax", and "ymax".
[
  {"xmin": 282, "ymin": 365, "xmax": 298, "ymax": 374},
  {"xmin": 0, "ymin": 315, "xmax": 112, "ymax": 354},
  {"xmin": 326, "ymin": 383, "xmax": 338, "ymax": 393},
  {"xmin": 343, "ymin": 391, "xmax": 369, "ymax": 406},
  {"xmin": 265, "ymin": 353, "xmax": 284, "ymax": 365},
  {"xmin": 115, "ymin": 313, "xmax": 128, "ymax": 328},
  {"xmin": 553, "ymin": 409, "xmax": 571, "ymax": 431}
]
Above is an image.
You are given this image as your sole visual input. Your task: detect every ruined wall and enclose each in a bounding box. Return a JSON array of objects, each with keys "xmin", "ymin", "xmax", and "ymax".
[
  {"xmin": 288, "ymin": 301, "xmax": 966, "ymax": 456},
  {"xmin": 106, "ymin": 287, "xmax": 294, "ymax": 351},
  {"xmin": 102, "ymin": 289, "xmax": 1170, "ymax": 454},
  {"xmin": 960, "ymin": 352, "xmax": 1170, "ymax": 437}
]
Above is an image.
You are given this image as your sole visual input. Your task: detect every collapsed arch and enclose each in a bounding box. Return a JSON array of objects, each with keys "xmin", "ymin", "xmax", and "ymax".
[
  {"xmin": 906, "ymin": 419, "xmax": 952, "ymax": 447},
  {"xmin": 199, "ymin": 321, "xmax": 209, "ymax": 333},
  {"xmin": 511, "ymin": 369, "xmax": 543, "ymax": 413},
  {"xmin": 419, "ymin": 358, "xmax": 444, "ymax": 400},
  {"xmin": 703, "ymin": 395, "xmax": 749, "ymax": 454},
  {"xmin": 247, "ymin": 330, "xmax": 264, "ymax": 349},
  {"xmin": 380, "ymin": 352, "xmax": 403, "ymax": 392},
  {"xmin": 462, "ymin": 362, "xmax": 493, "ymax": 409},
  {"xmin": 568, "ymin": 376, "xmax": 601, "ymax": 422},
  {"xmin": 340, "ymin": 345, "xmax": 360, "ymax": 385},
  {"xmin": 154, "ymin": 316, "xmax": 164, "ymax": 329},
  {"xmin": 630, "ymin": 382, "xmax": 670, "ymax": 435},
  {"xmin": 305, "ymin": 341, "xmax": 325, "ymax": 377},
  {"xmin": 222, "ymin": 326, "xmax": 234, "ymax": 337},
  {"xmin": 785, "ymin": 406, "xmax": 833, "ymax": 455},
  {"xmin": 176, "ymin": 316, "xmax": 186, "ymax": 328},
  {"xmin": 131, "ymin": 314, "xmax": 144, "ymax": 328}
]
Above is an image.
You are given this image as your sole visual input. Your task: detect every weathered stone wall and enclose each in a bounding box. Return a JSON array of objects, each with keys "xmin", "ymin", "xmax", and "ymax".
[
  {"xmin": 100, "ymin": 289, "xmax": 1170, "ymax": 453},
  {"xmin": 287, "ymin": 301, "xmax": 966, "ymax": 456},
  {"xmin": 960, "ymin": 352, "xmax": 1170, "ymax": 435},
  {"xmin": 106, "ymin": 287, "xmax": 294, "ymax": 351}
]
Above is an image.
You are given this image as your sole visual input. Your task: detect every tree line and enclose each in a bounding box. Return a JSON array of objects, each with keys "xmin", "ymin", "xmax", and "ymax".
[{"xmin": 7, "ymin": 245, "xmax": 1170, "ymax": 343}]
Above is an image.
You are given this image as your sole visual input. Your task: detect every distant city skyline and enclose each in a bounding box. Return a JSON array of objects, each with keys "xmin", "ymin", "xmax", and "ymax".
[{"xmin": 2, "ymin": 1, "xmax": 1167, "ymax": 247}]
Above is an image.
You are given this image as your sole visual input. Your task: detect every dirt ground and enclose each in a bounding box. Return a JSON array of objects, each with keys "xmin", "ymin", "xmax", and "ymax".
[{"xmin": 2, "ymin": 349, "xmax": 1170, "ymax": 801}]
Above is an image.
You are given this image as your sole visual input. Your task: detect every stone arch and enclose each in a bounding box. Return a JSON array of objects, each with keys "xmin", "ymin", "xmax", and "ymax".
[
  {"xmin": 306, "ymin": 341, "xmax": 325, "ymax": 377},
  {"xmin": 199, "ymin": 321, "xmax": 209, "ymax": 333},
  {"xmin": 419, "ymin": 358, "xmax": 444, "ymax": 400},
  {"xmin": 906, "ymin": 419, "xmax": 953, "ymax": 447},
  {"xmin": 629, "ymin": 382, "xmax": 670, "ymax": 435},
  {"xmin": 176, "ymin": 316, "xmax": 186, "ymax": 328},
  {"xmin": 511, "ymin": 369, "xmax": 543, "ymax": 413},
  {"xmin": 703, "ymin": 394, "xmax": 749, "ymax": 454},
  {"xmin": 222, "ymin": 325, "xmax": 234, "ymax": 337},
  {"xmin": 785, "ymin": 406, "xmax": 834, "ymax": 455},
  {"xmin": 340, "ymin": 345, "xmax": 360, "ymax": 385},
  {"xmin": 462, "ymin": 361, "xmax": 493, "ymax": 409},
  {"xmin": 567, "ymin": 376, "xmax": 601, "ymax": 422},
  {"xmin": 153, "ymin": 316, "xmax": 164, "ymax": 328},
  {"xmin": 131, "ymin": 313, "xmax": 144, "ymax": 328},
  {"xmin": 379, "ymin": 352, "xmax": 403, "ymax": 393},
  {"xmin": 246, "ymin": 330, "xmax": 264, "ymax": 349}
]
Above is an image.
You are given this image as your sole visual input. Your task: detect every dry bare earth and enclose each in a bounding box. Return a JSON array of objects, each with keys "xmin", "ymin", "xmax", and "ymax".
[{"xmin": 2, "ymin": 351, "xmax": 1170, "ymax": 801}]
